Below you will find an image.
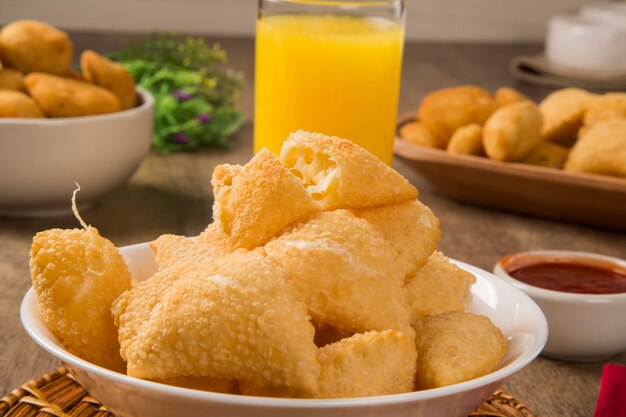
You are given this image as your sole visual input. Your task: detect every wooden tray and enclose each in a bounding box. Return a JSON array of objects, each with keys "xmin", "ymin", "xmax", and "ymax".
[
  {"xmin": 395, "ymin": 115, "xmax": 626, "ymax": 231},
  {"xmin": 0, "ymin": 367, "xmax": 538, "ymax": 417}
]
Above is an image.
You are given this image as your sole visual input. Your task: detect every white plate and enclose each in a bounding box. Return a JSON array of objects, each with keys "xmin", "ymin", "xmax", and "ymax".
[{"xmin": 21, "ymin": 242, "xmax": 548, "ymax": 417}]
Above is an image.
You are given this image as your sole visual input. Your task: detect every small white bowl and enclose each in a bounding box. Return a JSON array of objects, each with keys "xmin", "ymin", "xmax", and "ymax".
[
  {"xmin": 21, "ymin": 242, "xmax": 547, "ymax": 417},
  {"xmin": 0, "ymin": 88, "xmax": 154, "ymax": 218},
  {"xmin": 494, "ymin": 250, "xmax": 626, "ymax": 362}
]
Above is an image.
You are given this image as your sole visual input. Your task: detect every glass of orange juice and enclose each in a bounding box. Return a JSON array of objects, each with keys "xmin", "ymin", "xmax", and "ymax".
[{"xmin": 255, "ymin": 0, "xmax": 405, "ymax": 165}]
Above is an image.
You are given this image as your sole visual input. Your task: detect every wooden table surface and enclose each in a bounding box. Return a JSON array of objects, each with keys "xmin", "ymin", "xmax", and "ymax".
[{"xmin": 2, "ymin": 33, "xmax": 625, "ymax": 417}]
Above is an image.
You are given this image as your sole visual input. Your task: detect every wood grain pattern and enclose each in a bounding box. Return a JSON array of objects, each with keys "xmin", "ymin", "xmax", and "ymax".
[{"xmin": 0, "ymin": 33, "xmax": 625, "ymax": 417}]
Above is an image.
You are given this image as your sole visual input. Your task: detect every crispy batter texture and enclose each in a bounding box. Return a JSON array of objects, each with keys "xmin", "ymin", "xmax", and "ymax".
[
  {"xmin": 483, "ymin": 101, "xmax": 542, "ymax": 162},
  {"xmin": 24, "ymin": 73, "xmax": 121, "ymax": 117},
  {"xmin": 112, "ymin": 249, "xmax": 320, "ymax": 394},
  {"xmin": 149, "ymin": 233, "xmax": 232, "ymax": 271},
  {"xmin": 280, "ymin": 130, "xmax": 417, "ymax": 210},
  {"xmin": 447, "ymin": 124, "xmax": 485, "ymax": 156},
  {"xmin": 81, "ymin": 50, "xmax": 137, "ymax": 110},
  {"xmin": 405, "ymin": 251, "xmax": 475, "ymax": 322},
  {"xmin": 317, "ymin": 330, "xmax": 417, "ymax": 398},
  {"xmin": 351, "ymin": 200, "xmax": 440, "ymax": 278},
  {"xmin": 399, "ymin": 121, "xmax": 440, "ymax": 148},
  {"xmin": 196, "ymin": 223, "xmax": 236, "ymax": 249},
  {"xmin": 30, "ymin": 227, "xmax": 132, "ymax": 372},
  {"xmin": 0, "ymin": 68, "xmax": 25, "ymax": 91},
  {"xmin": 495, "ymin": 87, "xmax": 530, "ymax": 108},
  {"xmin": 413, "ymin": 312, "xmax": 506, "ymax": 390},
  {"xmin": 0, "ymin": 90, "xmax": 44, "ymax": 118},
  {"xmin": 521, "ymin": 142, "xmax": 569, "ymax": 169},
  {"xmin": 265, "ymin": 210, "xmax": 412, "ymax": 336},
  {"xmin": 583, "ymin": 93, "xmax": 626, "ymax": 129},
  {"xmin": 155, "ymin": 376, "xmax": 238, "ymax": 394},
  {"xmin": 539, "ymin": 87, "xmax": 592, "ymax": 145},
  {"xmin": 0, "ymin": 20, "xmax": 72, "ymax": 75},
  {"xmin": 210, "ymin": 164, "xmax": 242, "ymax": 197},
  {"xmin": 564, "ymin": 119, "xmax": 626, "ymax": 178},
  {"xmin": 213, "ymin": 149, "xmax": 319, "ymax": 249},
  {"xmin": 417, "ymin": 86, "xmax": 496, "ymax": 147}
]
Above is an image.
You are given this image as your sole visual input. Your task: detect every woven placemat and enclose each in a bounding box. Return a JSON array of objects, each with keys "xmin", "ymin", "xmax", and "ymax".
[{"xmin": 0, "ymin": 367, "xmax": 537, "ymax": 417}]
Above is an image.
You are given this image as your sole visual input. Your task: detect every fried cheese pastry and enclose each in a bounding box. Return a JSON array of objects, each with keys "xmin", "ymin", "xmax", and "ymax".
[
  {"xmin": 495, "ymin": 87, "xmax": 530, "ymax": 108},
  {"xmin": 521, "ymin": 142, "xmax": 569, "ymax": 169},
  {"xmin": 213, "ymin": 149, "xmax": 319, "ymax": 249},
  {"xmin": 0, "ymin": 68, "xmax": 25, "ymax": 91},
  {"xmin": 399, "ymin": 121, "xmax": 440, "ymax": 148},
  {"xmin": 112, "ymin": 249, "xmax": 320, "ymax": 394},
  {"xmin": 583, "ymin": 93, "xmax": 626, "ymax": 129},
  {"xmin": 24, "ymin": 73, "xmax": 121, "ymax": 117},
  {"xmin": 81, "ymin": 50, "xmax": 137, "ymax": 110},
  {"xmin": 0, "ymin": 90, "xmax": 44, "ymax": 118},
  {"xmin": 483, "ymin": 101, "xmax": 542, "ymax": 162},
  {"xmin": 265, "ymin": 210, "xmax": 412, "ymax": 336},
  {"xmin": 413, "ymin": 312, "xmax": 506, "ymax": 390},
  {"xmin": 564, "ymin": 119, "xmax": 626, "ymax": 178},
  {"xmin": 351, "ymin": 200, "xmax": 440, "ymax": 278},
  {"xmin": 539, "ymin": 87, "xmax": 592, "ymax": 145},
  {"xmin": 280, "ymin": 130, "xmax": 417, "ymax": 210},
  {"xmin": 417, "ymin": 86, "xmax": 496, "ymax": 146},
  {"xmin": 30, "ymin": 227, "xmax": 132, "ymax": 372},
  {"xmin": 0, "ymin": 20, "xmax": 72, "ymax": 75},
  {"xmin": 405, "ymin": 251, "xmax": 475, "ymax": 322},
  {"xmin": 149, "ymin": 232, "xmax": 232, "ymax": 271},
  {"xmin": 210, "ymin": 163, "xmax": 242, "ymax": 197},
  {"xmin": 155, "ymin": 376, "xmax": 238, "ymax": 394},
  {"xmin": 447, "ymin": 124, "xmax": 485, "ymax": 156}
]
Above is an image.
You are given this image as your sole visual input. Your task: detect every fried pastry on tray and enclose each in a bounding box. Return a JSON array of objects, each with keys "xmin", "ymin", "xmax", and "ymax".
[
  {"xmin": 495, "ymin": 87, "xmax": 530, "ymax": 108},
  {"xmin": 212, "ymin": 149, "xmax": 319, "ymax": 249},
  {"xmin": 81, "ymin": 49, "xmax": 137, "ymax": 110},
  {"xmin": 405, "ymin": 251, "xmax": 475, "ymax": 322},
  {"xmin": 447, "ymin": 123, "xmax": 485, "ymax": 156},
  {"xmin": 0, "ymin": 90, "xmax": 44, "ymax": 118},
  {"xmin": 539, "ymin": 87, "xmax": 592, "ymax": 145},
  {"xmin": 280, "ymin": 130, "xmax": 417, "ymax": 210},
  {"xmin": 521, "ymin": 142, "xmax": 569, "ymax": 170},
  {"xmin": 583, "ymin": 93, "xmax": 626, "ymax": 129},
  {"xmin": 399, "ymin": 121, "xmax": 440, "ymax": 148},
  {"xmin": 265, "ymin": 210, "xmax": 412, "ymax": 336},
  {"xmin": 483, "ymin": 101, "xmax": 542, "ymax": 162},
  {"xmin": 112, "ymin": 249, "xmax": 320, "ymax": 394},
  {"xmin": 413, "ymin": 312, "xmax": 506, "ymax": 390},
  {"xmin": 352, "ymin": 200, "xmax": 440, "ymax": 278},
  {"xmin": 0, "ymin": 68, "xmax": 25, "ymax": 91},
  {"xmin": 24, "ymin": 73, "xmax": 121, "ymax": 117}
]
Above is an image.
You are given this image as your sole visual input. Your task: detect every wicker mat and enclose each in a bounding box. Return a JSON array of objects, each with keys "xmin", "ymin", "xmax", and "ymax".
[{"xmin": 0, "ymin": 367, "xmax": 537, "ymax": 417}]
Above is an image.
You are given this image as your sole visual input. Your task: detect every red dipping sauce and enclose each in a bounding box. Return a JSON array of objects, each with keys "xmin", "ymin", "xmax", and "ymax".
[{"xmin": 509, "ymin": 262, "xmax": 626, "ymax": 295}]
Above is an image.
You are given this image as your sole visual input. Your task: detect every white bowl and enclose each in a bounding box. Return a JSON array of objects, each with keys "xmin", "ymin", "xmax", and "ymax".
[
  {"xmin": 21, "ymin": 242, "xmax": 547, "ymax": 417},
  {"xmin": 494, "ymin": 250, "xmax": 626, "ymax": 362},
  {"xmin": 0, "ymin": 89, "xmax": 154, "ymax": 217}
]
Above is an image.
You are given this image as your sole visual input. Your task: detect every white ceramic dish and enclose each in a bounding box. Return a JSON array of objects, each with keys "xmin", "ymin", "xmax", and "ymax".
[
  {"xmin": 494, "ymin": 250, "xmax": 626, "ymax": 362},
  {"xmin": 0, "ymin": 88, "xmax": 154, "ymax": 218},
  {"xmin": 22, "ymin": 242, "xmax": 548, "ymax": 417}
]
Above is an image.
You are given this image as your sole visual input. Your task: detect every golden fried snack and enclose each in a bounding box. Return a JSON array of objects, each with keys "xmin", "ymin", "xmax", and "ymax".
[
  {"xmin": 149, "ymin": 232, "xmax": 232, "ymax": 271},
  {"xmin": 521, "ymin": 142, "xmax": 569, "ymax": 169},
  {"xmin": 0, "ymin": 68, "xmax": 25, "ymax": 91},
  {"xmin": 265, "ymin": 210, "xmax": 412, "ymax": 336},
  {"xmin": 212, "ymin": 149, "xmax": 319, "ymax": 249},
  {"xmin": 0, "ymin": 20, "xmax": 72, "ymax": 75},
  {"xmin": 417, "ymin": 86, "xmax": 496, "ymax": 146},
  {"xmin": 156, "ymin": 376, "xmax": 238, "ymax": 394},
  {"xmin": 447, "ymin": 124, "xmax": 485, "ymax": 156},
  {"xmin": 583, "ymin": 93, "xmax": 626, "ymax": 129},
  {"xmin": 210, "ymin": 163, "xmax": 242, "ymax": 197},
  {"xmin": 539, "ymin": 87, "xmax": 592, "ymax": 145},
  {"xmin": 196, "ymin": 223, "xmax": 236, "ymax": 249},
  {"xmin": 483, "ymin": 101, "xmax": 542, "ymax": 161},
  {"xmin": 280, "ymin": 130, "xmax": 418, "ymax": 210},
  {"xmin": 24, "ymin": 73, "xmax": 121, "ymax": 117},
  {"xmin": 564, "ymin": 119, "xmax": 626, "ymax": 178},
  {"xmin": 30, "ymin": 226, "xmax": 132, "ymax": 372},
  {"xmin": 413, "ymin": 312, "xmax": 506, "ymax": 390},
  {"xmin": 112, "ymin": 249, "xmax": 320, "ymax": 394},
  {"xmin": 495, "ymin": 87, "xmax": 530, "ymax": 108},
  {"xmin": 399, "ymin": 121, "xmax": 440, "ymax": 148},
  {"xmin": 63, "ymin": 68, "xmax": 87, "ymax": 81},
  {"xmin": 81, "ymin": 50, "xmax": 137, "ymax": 110},
  {"xmin": 0, "ymin": 90, "xmax": 44, "ymax": 118},
  {"xmin": 405, "ymin": 251, "xmax": 475, "ymax": 322},
  {"xmin": 317, "ymin": 330, "xmax": 417, "ymax": 398},
  {"xmin": 313, "ymin": 322, "xmax": 351, "ymax": 348},
  {"xmin": 351, "ymin": 200, "xmax": 440, "ymax": 278}
]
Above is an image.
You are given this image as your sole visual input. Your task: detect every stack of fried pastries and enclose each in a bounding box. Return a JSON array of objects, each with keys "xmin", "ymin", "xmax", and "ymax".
[{"xmin": 30, "ymin": 131, "xmax": 506, "ymax": 398}]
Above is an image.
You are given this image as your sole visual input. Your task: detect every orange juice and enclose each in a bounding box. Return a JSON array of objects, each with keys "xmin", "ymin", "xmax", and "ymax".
[{"xmin": 254, "ymin": 14, "xmax": 404, "ymax": 164}]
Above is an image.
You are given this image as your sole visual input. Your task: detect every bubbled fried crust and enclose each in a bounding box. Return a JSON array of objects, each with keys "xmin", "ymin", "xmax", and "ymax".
[
  {"xmin": 583, "ymin": 93, "xmax": 626, "ymax": 129},
  {"xmin": 112, "ymin": 249, "xmax": 321, "ymax": 394},
  {"xmin": 405, "ymin": 251, "xmax": 475, "ymax": 322},
  {"xmin": 483, "ymin": 101, "xmax": 542, "ymax": 162},
  {"xmin": 399, "ymin": 122, "xmax": 439, "ymax": 148},
  {"xmin": 351, "ymin": 200, "xmax": 440, "ymax": 278},
  {"xmin": 413, "ymin": 312, "xmax": 506, "ymax": 390},
  {"xmin": 0, "ymin": 90, "xmax": 43, "ymax": 118},
  {"xmin": 265, "ymin": 210, "xmax": 413, "ymax": 337},
  {"xmin": 210, "ymin": 164, "xmax": 242, "ymax": 197},
  {"xmin": 81, "ymin": 50, "xmax": 137, "ymax": 110},
  {"xmin": 521, "ymin": 142, "xmax": 569, "ymax": 169},
  {"xmin": 447, "ymin": 124, "xmax": 485, "ymax": 156},
  {"xmin": 30, "ymin": 227, "xmax": 132, "ymax": 372},
  {"xmin": 539, "ymin": 88, "xmax": 592, "ymax": 145},
  {"xmin": 213, "ymin": 149, "xmax": 319, "ymax": 249},
  {"xmin": 280, "ymin": 130, "xmax": 417, "ymax": 210},
  {"xmin": 150, "ymin": 232, "xmax": 232, "ymax": 271},
  {"xmin": 495, "ymin": 87, "xmax": 530, "ymax": 108}
]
